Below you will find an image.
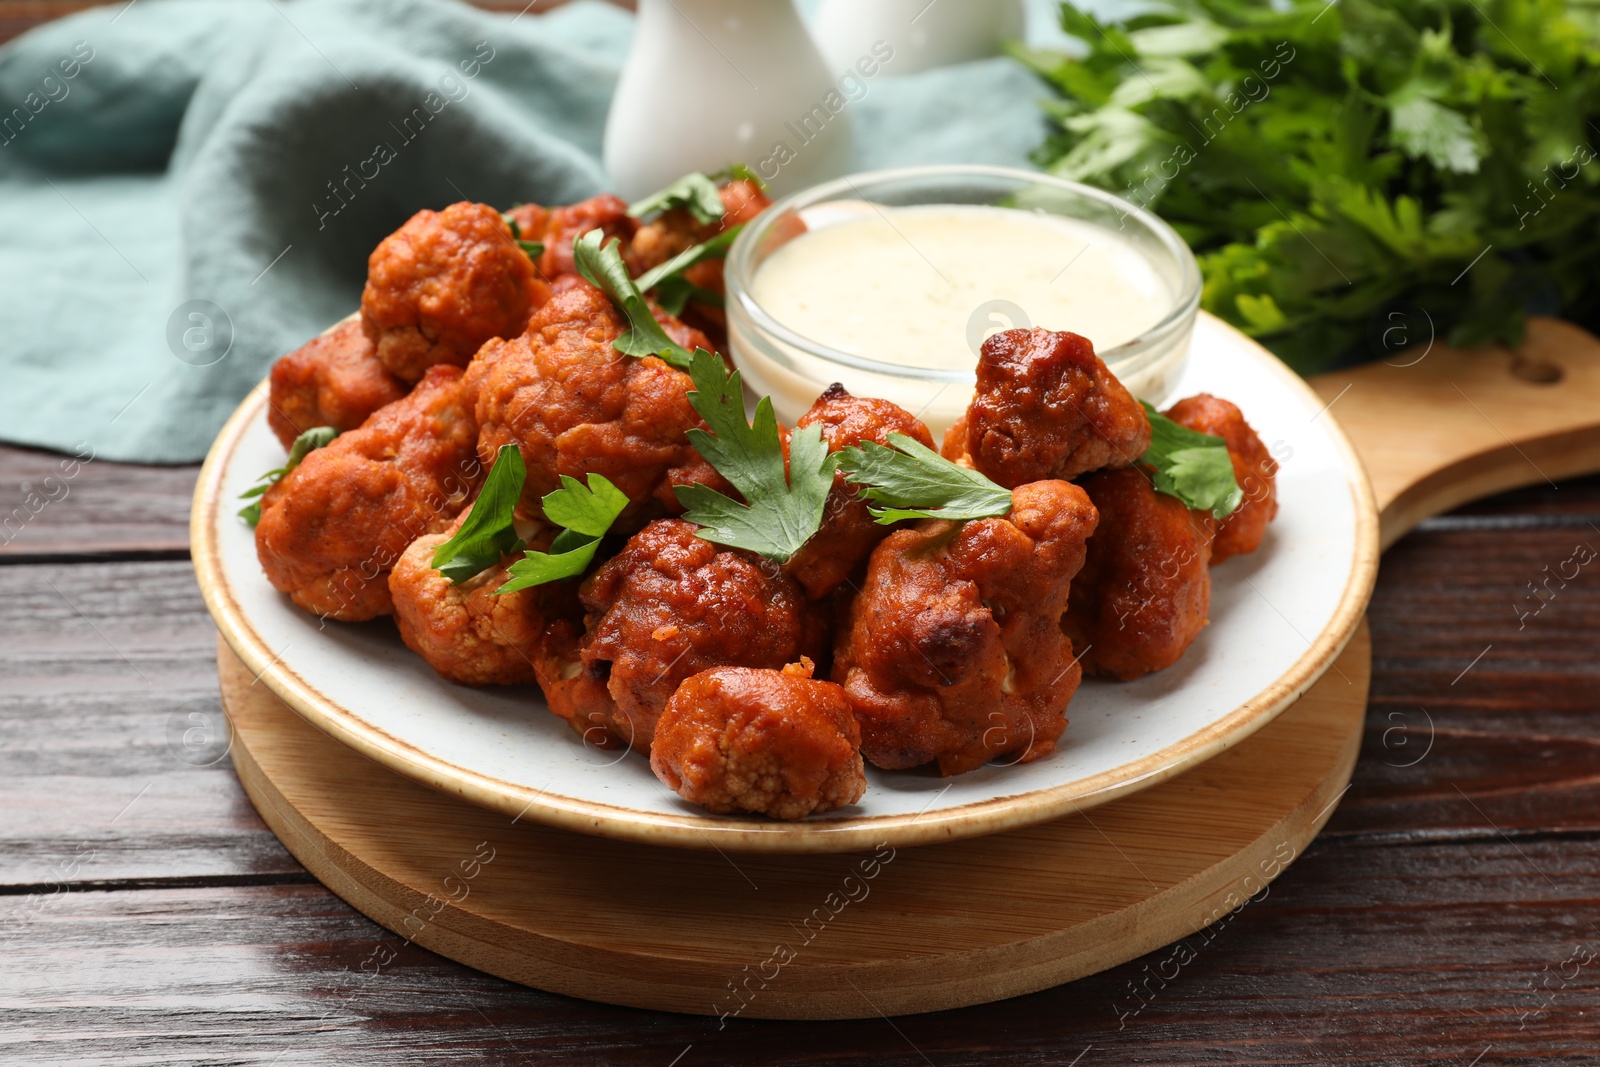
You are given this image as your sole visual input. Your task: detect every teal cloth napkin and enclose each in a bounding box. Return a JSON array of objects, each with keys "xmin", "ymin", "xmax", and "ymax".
[{"xmin": 0, "ymin": 0, "xmax": 1051, "ymax": 463}]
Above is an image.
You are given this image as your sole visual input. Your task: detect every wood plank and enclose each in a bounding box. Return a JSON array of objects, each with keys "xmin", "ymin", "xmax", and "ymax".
[
  {"xmin": 0, "ymin": 445, "xmax": 195, "ymax": 560},
  {"xmin": 1337, "ymin": 524, "xmax": 1600, "ymax": 841},
  {"xmin": 0, "ymin": 560, "xmax": 301, "ymax": 884},
  {"xmin": 1, "ymin": 838, "xmax": 1595, "ymax": 1064},
  {"xmin": 0, "ymin": 0, "xmax": 629, "ymax": 45}
]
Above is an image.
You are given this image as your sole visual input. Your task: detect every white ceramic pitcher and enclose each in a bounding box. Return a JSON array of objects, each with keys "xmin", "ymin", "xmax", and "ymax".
[{"xmin": 603, "ymin": 0, "xmax": 854, "ymax": 199}]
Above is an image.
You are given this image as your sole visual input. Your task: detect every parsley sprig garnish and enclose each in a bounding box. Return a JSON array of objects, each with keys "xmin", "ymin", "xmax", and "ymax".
[
  {"xmin": 673, "ymin": 350, "xmax": 837, "ymax": 564},
  {"xmin": 429, "ymin": 444, "xmax": 629, "ymax": 590},
  {"xmin": 572, "ymin": 229, "xmax": 698, "ymax": 371},
  {"xmin": 635, "ymin": 225, "xmax": 742, "ymax": 315},
  {"xmin": 628, "ymin": 171, "xmax": 726, "ymax": 225},
  {"xmin": 502, "ymin": 212, "xmax": 545, "ymax": 264},
  {"xmin": 1139, "ymin": 402, "xmax": 1242, "ymax": 520},
  {"xmin": 431, "ymin": 444, "xmax": 527, "ymax": 584},
  {"xmin": 237, "ymin": 426, "xmax": 338, "ymax": 526},
  {"xmin": 838, "ymin": 434, "xmax": 1013, "ymax": 524},
  {"xmin": 495, "ymin": 474, "xmax": 629, "ymax": 594}
]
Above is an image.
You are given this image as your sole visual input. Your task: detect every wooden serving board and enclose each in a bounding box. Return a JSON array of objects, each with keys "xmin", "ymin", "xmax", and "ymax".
[{"xmin": 220, "ymin": 315, "xmax": 1600, "ymax": 1019}]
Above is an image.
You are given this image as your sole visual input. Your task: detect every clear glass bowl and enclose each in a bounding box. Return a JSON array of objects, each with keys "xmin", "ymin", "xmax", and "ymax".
[{"xmin": 723, "ymin": 164, "xmax": 1201, "ymax": 435}]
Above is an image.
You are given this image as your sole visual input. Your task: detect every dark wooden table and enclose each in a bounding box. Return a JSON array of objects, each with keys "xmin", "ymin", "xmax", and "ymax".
[{"xmin": 3, "ymin": 440, "xmax": 1597, "ymax": 1066}]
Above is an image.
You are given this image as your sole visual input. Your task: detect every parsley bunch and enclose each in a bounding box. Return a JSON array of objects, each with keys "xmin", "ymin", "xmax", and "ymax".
[{"xmin": 1018, "ymin": 0, "xmax": 1600, "ymax": 370}]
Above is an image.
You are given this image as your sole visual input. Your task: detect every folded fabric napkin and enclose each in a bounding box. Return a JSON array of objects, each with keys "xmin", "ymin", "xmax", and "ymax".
[{"xmin": 0, "ymin": 0, "xmax": 1051, "ymax": 463}]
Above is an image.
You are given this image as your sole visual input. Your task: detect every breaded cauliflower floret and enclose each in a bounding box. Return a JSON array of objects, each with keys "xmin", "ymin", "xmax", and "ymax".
[
  {"xmin": 571, "ymin": 519, "xmax": 827, "ymax": 751},
  {"xmin": 468, "ymin": 284, "xmax": 722, "ymax": 526},
  {"xmin": 943, "ymin": 328, "xmax": 1151, "ymax": 487},
  {"xmin": 362, "ymin": 201, "xmax": 548, "ymax": 383},
  {"xmin": 267, "ymin": 319, "xmax": 407, "ymax": 450},
  {"xmin": 254, "ymin": 365, "xmax": 480, "ymax": 621},
  {"xmin": 388, "ymin": 509, "xmax": 578, "ymax": 687},
  {"xmin": 536, "ymin": 193, "xmax": 637, "ymax": 280},
  {"xmin": 1164, "ymin": 393, "xmax": 1278, "ymax": 563},
  {"xmin": 1064, "ymin": 466, "xmax": 1215, "ymax": 681},
  {"xmin": 783, "ymin": 383, "xmax": 936, "ymax": 600},
  {"xmin": 651, "ymin": 660, "xmax": 866, "ymax": 820},
  {"xmin": 832, "ymin": 480, "xmax": 1099, "ymax": 775}
]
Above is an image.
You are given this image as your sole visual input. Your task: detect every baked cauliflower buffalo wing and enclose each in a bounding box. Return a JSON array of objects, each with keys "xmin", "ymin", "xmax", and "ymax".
[
  {"xmin": 362, "ymin": 201, "xmax": 548, "ymax": 383},
  {"xmin": 1064, "ymin": 467, "xmax": 1215, "ymax": 681},
  {"xmin": 783, "ymin": 384, "xmax": 937, "ymax": 599},
  {"xmin": 267, "ymin": 319, "xmax": 408, "ymax": 450},
  {"xmin": 388, "ymin": 511, "xmax": 581, "ymax": 687},
  {"xmin": 536, "ymin": 193, "xmax": 637, "ymax": 280},
  {"xmin": 832, "ymin": 480, "xmax": 1099, "ymax": 775},
  {"xmin": 1164, "ymin": 393, "xmax": 1278, "ymax": 563},
  {"xmin": 470, "ymin": 284, "xmax": 718, "ymax": 526},
  {"xmin": 651, "ymin": 659, "xmax": 867, "ymax": 819},
  {"xmin": 944, "ymin": 328, "xmax": 1151, "ymax": 487},
  {"xmin": 254, "ymin": 365, "xmax": 481, "ymax": 621},
  {"xmin": 628, "ymin": 178, "xmax": 771, "ymax": 275},
  {"xmin": 558, "ymin": 519, "xmax": 827, "ymax": 751}
]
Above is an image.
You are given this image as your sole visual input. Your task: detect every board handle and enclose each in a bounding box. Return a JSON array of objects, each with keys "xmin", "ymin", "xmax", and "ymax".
[{"xmin": 1308, "ymin": 315, "xmax": 1600, "ymax": 549}]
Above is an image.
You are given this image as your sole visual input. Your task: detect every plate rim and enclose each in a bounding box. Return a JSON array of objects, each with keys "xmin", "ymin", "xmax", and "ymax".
[{"xmin": 191, "ymin": 310, "xmax": 1380, "ymax": 853}]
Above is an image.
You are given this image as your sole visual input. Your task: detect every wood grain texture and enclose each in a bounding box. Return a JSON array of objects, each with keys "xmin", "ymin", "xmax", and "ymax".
[
  {"xmin": 218, "ymin": 625, "xmax": 1367, "ymax": 1019},
  {"xmin": 0, "ymin": 560, "xmax": 302, "ymax": 885},
  {"xmin": 1309, "ymin": 315, "xmax": 1600, "ymax": 548},
  {"xmin": 0, "ymin": 445, "xmax": 195, "ymax": 560},
  {"xmin": 2, "ymin": 837, "xmax": 1595, "ymax": 1066}
]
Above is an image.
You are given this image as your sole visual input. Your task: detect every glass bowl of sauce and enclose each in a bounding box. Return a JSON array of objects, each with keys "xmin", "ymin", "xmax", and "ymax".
[{"xmin": 724, "ymin": 165, "xmax": 1201, "ymax": 436}]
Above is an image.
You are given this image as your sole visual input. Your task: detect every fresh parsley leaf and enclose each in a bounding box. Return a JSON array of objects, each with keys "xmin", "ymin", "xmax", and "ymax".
[
  {"xmin": 672, "ymin": 349, "xmax": 838, "ymax": 563},
  {"xmin": 494, "ymin": 474, "xmax": 629, "ymax": 594},
  {"xmin": 502, "ymin": 214, "xmax": 545, "ymax": 265},
  {"xmin": 651, "ymin": 276, "xmax": 725, "ymax": 317},
  {"xmin": 838, "ymin": 433, "xmax": 1013, "ymax": 524},
  {"xmin": 237, "ymin": 426, "xmax": 338, "ymax": 526},
  {"xmin": 634, "ymin": 224, "xmax": 743, "ymax": 294},
  {"xmin": 541, "ymin": 472, "xmax": 630, "ymax": 537},
  {"xmin": 572, "ymin": 228, "xmax": 698, "ymax": 371},
  {"xmin": 1139, "ymin": 402, "xmax": 1242, "ymax": 520},
  {"xmin": 711, "ymin": 162, "xmax": 767, "ymax": 190},
  {"xmin": 628, "ymin": 171, "xmax": 726, "ymax": 225},
  {"xmin": 430, "ymin": 444, "xmax": 526, "ymax": 585}
]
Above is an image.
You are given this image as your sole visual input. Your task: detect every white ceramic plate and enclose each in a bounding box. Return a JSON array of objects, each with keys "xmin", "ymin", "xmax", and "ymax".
[{"xmin": 193, "ymin": 312, "xmax": 1378, "ymax": 853}]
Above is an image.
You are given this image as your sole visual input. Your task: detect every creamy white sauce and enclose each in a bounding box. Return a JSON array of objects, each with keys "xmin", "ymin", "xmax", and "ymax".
[{"xmin": 750, "ymin": 203, "xmax": 1171, "ymax": 369}]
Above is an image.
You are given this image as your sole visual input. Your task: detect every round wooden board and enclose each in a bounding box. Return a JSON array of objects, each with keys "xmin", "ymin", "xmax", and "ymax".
[
  {"xmin": 217, "ymin": 312, "xmax": 1600, "ymax": 1018},
  {"xmin": 222, "ymin": 621, "xmax": 1368, "ymax": 1020}
]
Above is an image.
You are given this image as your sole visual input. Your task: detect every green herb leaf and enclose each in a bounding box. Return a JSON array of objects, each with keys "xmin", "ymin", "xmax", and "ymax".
[
  {"xmin": 1139, "ymin": 402, "xmax": 1242, "ymax": 520},
  {"xmin": 711, "ymin": 162, "xmax": 767, "ymax": 190},
  {"xmin": 518, "ymin": 239, "xmax": 545, "ymax": 261},
  {"xmin": 628, "ymin": 171, "xmax": 726, "ymax": 225},
  {"xmin": 838, "ymin": 433, "xmax": 1013, "ymax": 524},
  {"xmin": 431, "ymin": 444, "xmax": 527, "ymax": 584},
  {"xmin": 1020, "ymin": 0, "xmax": 1600, "ymax": 369},
  {"xmin": 672, "ymin": 349, "xmax": 838, "ymax": 563},
  {"xmin": 572, "ymin": 228, "xmax": 698, "ymax": 370},
  {"xmin": 494, "ymin": 473, "xmax": 629, "ymax": 594},
  {"xmin": 540, "ymin": 472, "xmax": 631, "ymax": 537},
  {"xmin": 237, "ymin": 426, "xmax": 339, "ymax": 526},
  {"xmin": 502, "ymin": 213, "xmax": 522, "ymax": 238},
  {"xmin": 651, "ymin": 276, "xmax": 725, "ymax": 317},
  {"xmin": 634, "ymin": 224, "xmax": 744, "ymax": 294}
]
